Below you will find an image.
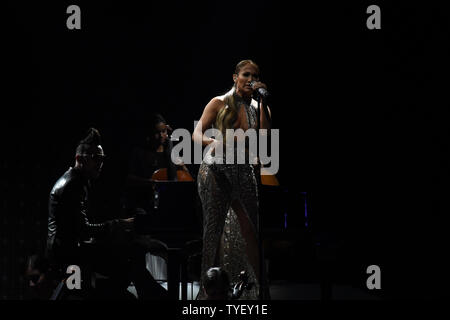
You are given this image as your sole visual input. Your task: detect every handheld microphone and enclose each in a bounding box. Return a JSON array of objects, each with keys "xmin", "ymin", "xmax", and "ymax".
[{"xmin": 250, "ymin": 81, "xmax": 269, "ymax": 99}]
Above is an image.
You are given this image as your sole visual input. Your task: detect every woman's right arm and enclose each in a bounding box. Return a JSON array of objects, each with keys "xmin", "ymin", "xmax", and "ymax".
[{"xmin": 192, "ymin": 97, "xmax": 223, "ymax": 146}]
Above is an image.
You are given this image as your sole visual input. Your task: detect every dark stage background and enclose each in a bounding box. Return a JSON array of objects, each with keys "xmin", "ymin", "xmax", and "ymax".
[{"xmin": 2, "ymin": 1, "xmax": 447, "ymax": 299}]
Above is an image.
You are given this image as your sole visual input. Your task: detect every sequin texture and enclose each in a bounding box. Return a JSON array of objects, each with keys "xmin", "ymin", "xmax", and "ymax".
[{"xmin": 197, "ymin": 95, "xmax": 260, "ymax": 299}]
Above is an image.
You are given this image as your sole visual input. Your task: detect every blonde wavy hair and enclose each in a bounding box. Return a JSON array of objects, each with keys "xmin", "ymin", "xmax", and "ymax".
[{"xmin": 215, "ymin": 60, "xmax": 260, "ymax": 141}]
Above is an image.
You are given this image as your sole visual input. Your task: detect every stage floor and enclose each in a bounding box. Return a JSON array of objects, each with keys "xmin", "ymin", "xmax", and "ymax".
[{"xmin": 127, "ymin": 280, "xmax": 381, "ymax": 300}]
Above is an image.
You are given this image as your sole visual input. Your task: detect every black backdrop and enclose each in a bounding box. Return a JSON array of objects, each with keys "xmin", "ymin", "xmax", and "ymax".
[{"xmin": 2, "ymin": 1, "xmax": 448, "ymax": 299}]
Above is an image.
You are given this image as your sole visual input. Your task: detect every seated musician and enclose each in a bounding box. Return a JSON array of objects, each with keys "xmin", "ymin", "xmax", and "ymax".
[
  {"xmin": 123, "ymin": 113, "xmax": 194, "ymax": 288},
  {"xmin": 46, "ymin": 128, "xmax": 168, "ymax": 299},
  {"xmin": 124, "ymin": 112, "xmax": 191, "ymax": 214}
]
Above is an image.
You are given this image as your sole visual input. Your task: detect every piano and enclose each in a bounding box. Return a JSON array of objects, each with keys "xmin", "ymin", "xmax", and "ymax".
[{"xmin": 133, "ymin": 180, "xmax": 202, "ymax": 300}]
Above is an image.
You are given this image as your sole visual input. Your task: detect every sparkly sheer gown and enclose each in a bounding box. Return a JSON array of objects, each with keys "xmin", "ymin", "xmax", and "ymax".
[{"xmin": 197, "ymin": 94, "xmax": 261, "ymax": 300}]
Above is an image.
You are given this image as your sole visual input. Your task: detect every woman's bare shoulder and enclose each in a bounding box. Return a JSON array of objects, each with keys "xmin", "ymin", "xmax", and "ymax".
[
  {"xmin": 208, "ymin": 95, "xmax": 226, "ymax": 110},
  {"xmin": 213, "ymin": 94, "xmax": 226, "ymax": 103}
]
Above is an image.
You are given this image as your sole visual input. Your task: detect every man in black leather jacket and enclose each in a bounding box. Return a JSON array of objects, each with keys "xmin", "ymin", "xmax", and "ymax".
[{"xmin": 46, "ymin": 128, "xmax": 167, "ymax": 299}]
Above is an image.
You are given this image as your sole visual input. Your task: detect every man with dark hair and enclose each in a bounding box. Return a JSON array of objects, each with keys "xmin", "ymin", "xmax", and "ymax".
[
  {"xmin": 47, "ymin": 128, "xmax": 114, "ymax": 265},
  {"xmin": 46, "ymin": 128, "xmax": 168, "ymax": 299}
]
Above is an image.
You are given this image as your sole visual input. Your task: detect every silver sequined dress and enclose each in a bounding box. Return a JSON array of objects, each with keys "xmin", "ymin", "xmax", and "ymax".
[{"xmin": 197, "ymin": 94, "xmax": 260, "ymax": 300}]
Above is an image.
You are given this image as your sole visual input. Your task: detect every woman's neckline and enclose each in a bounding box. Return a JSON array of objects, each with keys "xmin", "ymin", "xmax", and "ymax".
[{"xmin": 234, "ymin": 91, "xmax": 252, "ymax": 106}]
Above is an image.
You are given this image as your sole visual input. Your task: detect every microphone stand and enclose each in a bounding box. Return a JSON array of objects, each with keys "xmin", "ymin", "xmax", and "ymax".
[{"xmin": 255, "ymin": 93, "xmax": 271, "ymax": 300}]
